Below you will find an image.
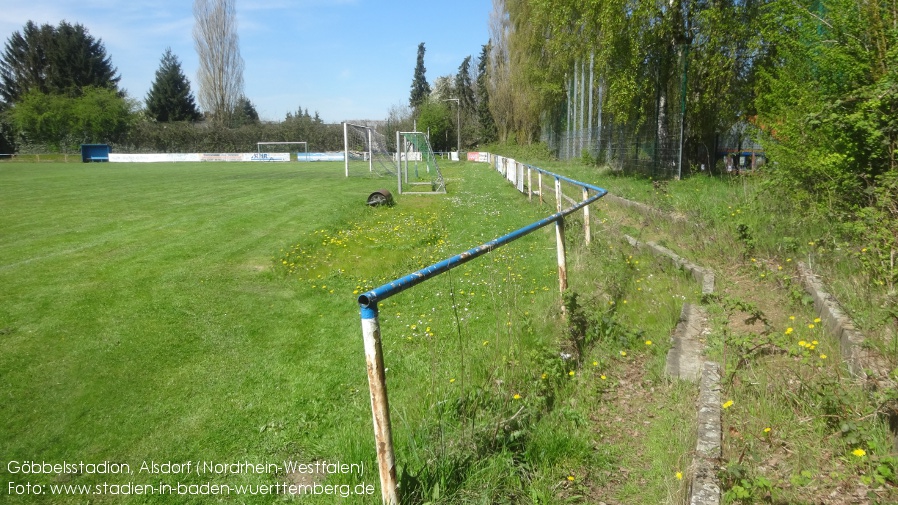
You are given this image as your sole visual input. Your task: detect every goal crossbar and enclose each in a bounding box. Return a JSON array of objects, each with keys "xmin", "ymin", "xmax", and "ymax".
[{"xmin": 257, "ymin": 141, "xmax": 308, "ymax": 160}]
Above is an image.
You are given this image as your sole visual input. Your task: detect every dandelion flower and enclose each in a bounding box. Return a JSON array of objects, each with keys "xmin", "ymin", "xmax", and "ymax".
[
  {"xmin": 620, "ymin": 351, "xmax": 627, "ymax": 357},
  {"xmin": 785, "ymin": 327, "xmax": 794, "ymax": 335},
  {"xmin": 808, "ymin": 324, "xmax": 815, "ymax": 329},
  {"xmin": 789, "ymin": 315, "xmax": 796, "ymax": 321},
  {"xmin": 813, "ymin": 318, "xmax": 821, "ymax": 323},
  {"xmin": 819, "ymin": 354, "xmax": 827, "ymax": 360},
  {"xmin": 568, "ymin": 371, "xmax": 575, "ymax": 377},
  {"xmin": 722, "ymin": 400, "xmax": 734, "ymax": 409},
  {"xmin": 483, "ymin": 340, "xmax": 489, "ymax": 346},
  {"xmin": 600, "ymin": 375, "xmax": 607, "ymax": 380},
  {"xmin": 675, "ymin": 471, "xmax": 683, "ymax": 480},
  {"xmin": 513, "ymin": 394, "xmax": 521, "ymax": 400},
  {"xmin": 567, "ymin": 476, "xmax": 575, "ymax": 482},
  {"xmin": 593, "ymin": 361, "xmax": 599, "ymax": 367},
  {"xmin": 799, "ymin": 340, "xmax": 807, "ymax": 347},
  {"xmin": 764, "ymin": 427, "xmax": 771, "ymax": 434},
  {"xmin": 852, "ymin": 448, "xmax": 866, "ymax": 458},
  {"xmin": 449, "ymin": 378, "xmax": 456, "ymax": 383}
]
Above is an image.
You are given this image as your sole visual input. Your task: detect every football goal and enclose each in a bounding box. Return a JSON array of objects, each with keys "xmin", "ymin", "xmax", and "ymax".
[
  {"xmin": 256, "ymin": 141, "xmax": 307, "ymax": 161},
  {"xmin": 396, "ymin": 131, "xmax": 446, "ymax": 194},
  {"xmin": 343, "ymin": 123, "xmax": 396, "ymax": 178}
]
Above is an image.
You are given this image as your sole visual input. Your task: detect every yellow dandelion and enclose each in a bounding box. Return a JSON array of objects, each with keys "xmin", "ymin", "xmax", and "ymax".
[
  {"xmin": 568, "ymin": 371, "xmax": 575, "ymax": 377},
  {"xmin": 620, "ymin": 351, "xmax": 627, "ymax": 357},
  {"xmin": 785, "ymin": 327, "xmax": 794, "ymax": 335},
  {"xmin": 513, "ymin": 394, "xmax": 521, "ymax": 400},
  {"xmin": 483, "ymin": 340, "xmax": 489, "ymax": 346},
  {"xmin": 541, "ymin": 373, "xmax": 548, "ymax": 380},
  {"xmin": 808, "ymin": 324, "xmax": 815, "ymax": 329},
  {"xmin": 645, "ymin": 340, "xmax": 652, "ymax": 346},
  {"xmin": 593, "ymin": 361, "xmax": 599, "ymax": 367},
  {"xmin": 675, "ymin": 471, "xmax": 683, "ymax": 480},
  {"xmin": 600, "ymin": 375, "xmax": 607, "ymax": 380},
  {"xmin": 567, "ymin": 476, "xmax": 575, "ymax": 482},
  {"xmin": 722, "ymin": 400, "xmax": 734, "ymax": 409},
  {"xmin": 819, "ymin": 354, "xmax": 827, "ymax": 360},
  {"xmin": 852, "ymin": 448, "xmax": 866, "ymax": 458},
  {"xmin": 799, "ymin": 340, "xmax": 807, "ymax": 347},
  {"xmin": 449, "ymin": 378, "xmax": 455, "ymax": 383},
  {"xmin": 813, "ymin": 318, "xmax": 821, "ymax": 323},
  {"xmin": 764, "ymin": 427, "xmax": 771, "ymax": 434}
]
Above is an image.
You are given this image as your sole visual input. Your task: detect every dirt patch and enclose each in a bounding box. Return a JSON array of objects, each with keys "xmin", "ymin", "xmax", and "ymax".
[{"xmin": 284, "ymin": 461, "xmax": 327, "ymax": 495}]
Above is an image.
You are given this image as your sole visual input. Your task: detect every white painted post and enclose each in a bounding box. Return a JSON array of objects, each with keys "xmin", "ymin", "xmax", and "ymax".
[
  {"xmin": 555, "ymin": 178, "xmax": 568, "ymax": 299},
  {"xmin": 538, "ymin": 172, "xmax": 544, "ymax": 205},
  {"xmin": 360, "ymin": 304, "xmax": 398, "ymax": 505},
  {"xmin": 527, "ymin": 167, "xmax": 533, "ymax": 202},
  {"xmin": 344, "ymin": 122, "xmax": 349, "ymax": 177},
  {"xmin": 368, "ymin": 128, "xmax": 374, "ymax": 173},
  {"xmin": 583, "ymin": 186, "xmax": 591, "ymax": 245},
  {"xmin": 396, "ymin": 131, "xmax": 402, "ymax": 195}
]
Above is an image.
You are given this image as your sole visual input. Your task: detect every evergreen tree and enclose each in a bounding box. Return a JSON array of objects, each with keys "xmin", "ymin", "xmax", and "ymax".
[
  {"xmin": 145, "ymin": 48, "xmax": 201, "ymax": 122},
  {"xmin": 455, "ymin": 56, "xmax": 475, "ymax": 112},
  {"xmin": 231, "ymin": 95, "xmax": 259, "ymax": 126},
  {"xmin": 476, "ymin": 42, "xmax": 497, "ymax": 143},
  {"xmin": 409, "ymin": 42, "xmax": 431, "ymax": 111},
  {"xmin": 0, "ymin": 21, "xmax": 119, "ymax": 104}
]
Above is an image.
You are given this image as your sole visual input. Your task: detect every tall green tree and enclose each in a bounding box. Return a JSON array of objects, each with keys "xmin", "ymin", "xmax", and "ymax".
[
  {"xmin": 416, "ymin": 100, "xmax": 453, "ymax": 152},
  {"xmin": 476, "ymin": 42, "xmax": 497, "ymax": 144},
  {"xmin": 145, "ymin": 48, "xmax": 201, "ymax": 122},
  {"xmin": 409, "ymin": 42, "xmax": 431, "ymax": 112},
  {"xmin": 455, "ymin": 56, "xmax": 475, "ymax": 112},
  {"xmin": 453, "ymin": 56, "xmax": 477, "ymax": 148},
  {"xmin": 232, "ymin": 95, "xmax": 259, "ymax": 126},
  {"xmin": 0, "ymin": 21, "xmax": 120, "ymax": 104}
]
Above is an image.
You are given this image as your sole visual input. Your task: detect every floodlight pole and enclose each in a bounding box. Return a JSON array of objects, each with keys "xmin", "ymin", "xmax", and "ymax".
[{"xmin": 444, "ymin": 98, "xmax": 460, "ymax": 156}]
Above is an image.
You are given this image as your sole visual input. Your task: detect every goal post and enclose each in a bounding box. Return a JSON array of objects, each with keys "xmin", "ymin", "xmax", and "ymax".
[
  {"xmin": 256, "ymin": 141, "xmax": 308, "ymax": 161},
  {"xmin": 396, "ymin": 131, "xmax": 446, "ymax": 195},
  {"xmin": 343, "ymin": 122, "xmax": 396, "ymax": 178},
  {"xmin": 343, "ymin": 122, "xmax": 372, "ymax": 176}
]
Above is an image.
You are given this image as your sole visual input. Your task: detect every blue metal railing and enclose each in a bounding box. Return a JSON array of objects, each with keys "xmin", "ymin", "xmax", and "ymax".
[{"xmin": 356, "ymin": 158, "xmax": 607, "ymax": 504}]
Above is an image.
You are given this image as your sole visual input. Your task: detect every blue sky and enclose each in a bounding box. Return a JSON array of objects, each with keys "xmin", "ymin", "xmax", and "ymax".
[{"xmin": 0, "ymin": 0, "xmax": 493, "ymax": 123}]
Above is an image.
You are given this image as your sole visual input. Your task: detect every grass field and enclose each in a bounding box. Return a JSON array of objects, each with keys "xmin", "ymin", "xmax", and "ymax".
[
  {"xmin": 1, "ymin": 162, "xmax": 395, "ymax": 502},
  {"xmin": 1, "ymin": 159, "xmax": 707, "ymax": 504},
  {"xmin": 19, "ymin": 156, "xmax": 889, "ymax": 504}
]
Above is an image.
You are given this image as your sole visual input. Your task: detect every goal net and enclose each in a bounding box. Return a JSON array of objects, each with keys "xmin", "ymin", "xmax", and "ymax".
[
  {"xmin": 343, "ymin": 123, "xmax": 396, "ymax": 178},
  {"xmin": 397, "ymin": 131, "xmax": 446, "ymax": 194},
  {"xmin": 256, "ymin": 141, "xmax": 307, "ymax": 161}
]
